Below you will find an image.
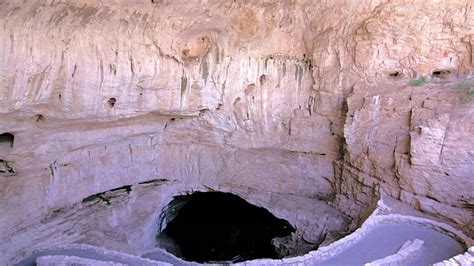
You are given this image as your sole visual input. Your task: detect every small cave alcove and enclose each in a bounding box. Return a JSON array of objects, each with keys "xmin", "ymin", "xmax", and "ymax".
[
  {"xmin": 157, "ymin": 191, "xmax": 295, "ymax": 263},
  {"xmin": 0, "ymin": 132, "xmax": 14, "ymax": 147},
  {"xmin": 0, "ymin": 132, "xmax": 14, "ymax": 157}
]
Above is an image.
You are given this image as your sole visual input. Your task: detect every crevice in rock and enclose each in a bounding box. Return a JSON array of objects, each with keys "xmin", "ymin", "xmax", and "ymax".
[
  {"xmin": 389, "ymin": 71, "xmax": 403, "ymax": 78},
  {"xmin": 0, "ymin": 159, "xmax": 15, "ymax": 176},
  {"xmin": 138, "ymin": 179, "xmax": 172, "ymax": 187},
  {"xmin": 81, "ymin": 185, "xmax": 132, "ymax": 205},
  {"xmin": 35, "ymin": 114, "xmax": 44, "ymax": 123}
]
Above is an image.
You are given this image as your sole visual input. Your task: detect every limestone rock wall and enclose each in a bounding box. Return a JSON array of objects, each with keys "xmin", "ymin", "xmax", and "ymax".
[
  {"xmin": 332, "ymin": 1, "xmax": 474, "ymax": 234},
  {"xmin": 0, "ymin": 0, "xmax": 473, "ymax": 263}
]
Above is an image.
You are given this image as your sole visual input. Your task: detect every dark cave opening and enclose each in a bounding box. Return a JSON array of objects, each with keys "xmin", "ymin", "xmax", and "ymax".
[
  {"xmin": 158, "ymin": 192, "xmax": 295, "ymax": 263},
  {"xmin": 432, "ymin": 69, "xmax": 451, "ymax": 79},
  {"xmin": 0, "ymin": 132, "xmax": 14, "ymax": 147},
  {"xmin": 107, "ymin": 98, "xmax": 116, "ymax": 109}
]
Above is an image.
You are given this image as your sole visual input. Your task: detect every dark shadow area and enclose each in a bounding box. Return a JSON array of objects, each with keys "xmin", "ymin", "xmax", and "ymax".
[
  {"xmin": 389, "ymin": 71, "xmax": 402, "ymax": 78},
  {"xmin": 0, "ymin": 159, "xmax": 15, "ymax": 176},
  {"xmin": 158, "ymin": 192, "xmax": 295, "ymax": 263},
  {"xmin": 107, "ymin": 98, "xmax": 116, "ymax": 109},
  {"xmin": 0, "ymin": 132, "xmax": 14, "ymax": 147},
  {"xmin": 432, "ymin": 69, "xmax": 451, "ymax": 79}
]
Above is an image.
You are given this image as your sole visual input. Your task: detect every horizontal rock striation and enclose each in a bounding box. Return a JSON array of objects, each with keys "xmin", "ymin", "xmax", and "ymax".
[{"xmin": 0, "ymin": 0, "xmax": 473, "ymax": 264}]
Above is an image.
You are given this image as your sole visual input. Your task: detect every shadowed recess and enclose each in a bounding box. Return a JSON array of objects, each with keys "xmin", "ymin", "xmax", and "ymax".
[
  {"xmin": 0, "ymin": 133, "xmax": 14, "ymax": 147},
  {"xmin": 158, "ymin": 192, "xmax": 295, "ymax": 263}
]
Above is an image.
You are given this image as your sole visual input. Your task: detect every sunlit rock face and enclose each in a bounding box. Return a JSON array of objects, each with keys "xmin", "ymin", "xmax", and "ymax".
[{"xmin": 0, "ymin": 0, "xmax": 473, "ymax": 264}]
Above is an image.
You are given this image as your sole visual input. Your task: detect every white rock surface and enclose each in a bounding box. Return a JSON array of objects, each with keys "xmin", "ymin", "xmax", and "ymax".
[{"xmin": 0, "ymin": 0, "xmax": 473, "ymax": 264}]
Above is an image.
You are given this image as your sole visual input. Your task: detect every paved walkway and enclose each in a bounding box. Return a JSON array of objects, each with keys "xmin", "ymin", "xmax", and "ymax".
[
  {"xmin": 15, "ymin": 247, "xmax": 168, "ymax": 266},
  {"xmin": 315, "ymin": 223, "xmax": 465, "ymax": 266}
]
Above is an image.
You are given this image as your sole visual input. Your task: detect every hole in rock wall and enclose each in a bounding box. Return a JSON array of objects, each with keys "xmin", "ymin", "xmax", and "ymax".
[
  {"xmin": 0, "ymin": 133, "xmax": 14, "ymax": 156},
  {"xmin": 35, "ymin": 114, "xmax": 44, "ymax": 123},
  {"xmin": 432, "ymin": 69, "xmax": 451, "ymax": 79},
  {"xmin": 106, "ymin": 98, "xmax": 116, "ymax": 109},
  {"xmin": 157, "ymin": 192, "xmax": 295, "ymax": 263},
  {"xmin": 389, "ymin": 71, "xmax": 402, "ymax": 78},
  {"xmin": 0, "ymin": 133, "xmax": 14, "ymax": 148}
]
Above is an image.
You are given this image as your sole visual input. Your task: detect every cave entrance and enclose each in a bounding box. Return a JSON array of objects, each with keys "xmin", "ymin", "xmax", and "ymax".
[
  {"xmin": 157, "ymin": 191, "xmax": 295, "ymax": 263},
  {"xmin": 0, "ymin": 132, "xmax": 14, "ymax": 154}
]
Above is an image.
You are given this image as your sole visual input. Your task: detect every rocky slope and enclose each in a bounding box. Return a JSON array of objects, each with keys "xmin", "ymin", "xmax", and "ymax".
[{"xmin": 0, "ymin": 0, "xmax": 473, "ymax": 264}]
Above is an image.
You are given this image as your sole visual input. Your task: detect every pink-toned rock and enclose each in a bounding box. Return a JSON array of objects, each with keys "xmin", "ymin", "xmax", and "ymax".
[{"xmin": 0, "ymin": 0, "xmax": 473, "ymax": 264}]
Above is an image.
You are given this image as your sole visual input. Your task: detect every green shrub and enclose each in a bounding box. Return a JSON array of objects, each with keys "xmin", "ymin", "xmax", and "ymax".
[
  {"xmin": 410, "ymin": 76, "xmax": 428, "ymax": 86},
  {"xmin": 469, "ymin": 87, "xmax": 474, "ymax": 96},
  {"xmin": 455, "ymin": 78, "xmax": 474, "ymax": 103}
]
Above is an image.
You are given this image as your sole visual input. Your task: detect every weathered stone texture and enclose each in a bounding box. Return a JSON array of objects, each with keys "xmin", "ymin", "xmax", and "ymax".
[{"xmin": 0, "ymin": 0, "xmax": 473, "ymax": 264}]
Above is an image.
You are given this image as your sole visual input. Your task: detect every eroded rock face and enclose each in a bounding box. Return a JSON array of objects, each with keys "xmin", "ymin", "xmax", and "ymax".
[
  {"xmin": 0, "ymin": 0, "xmax": 473, "ymax": 264},
  {"xmin": 343, "ymin": 81, "xmax": 474, "ymax": 228}
]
